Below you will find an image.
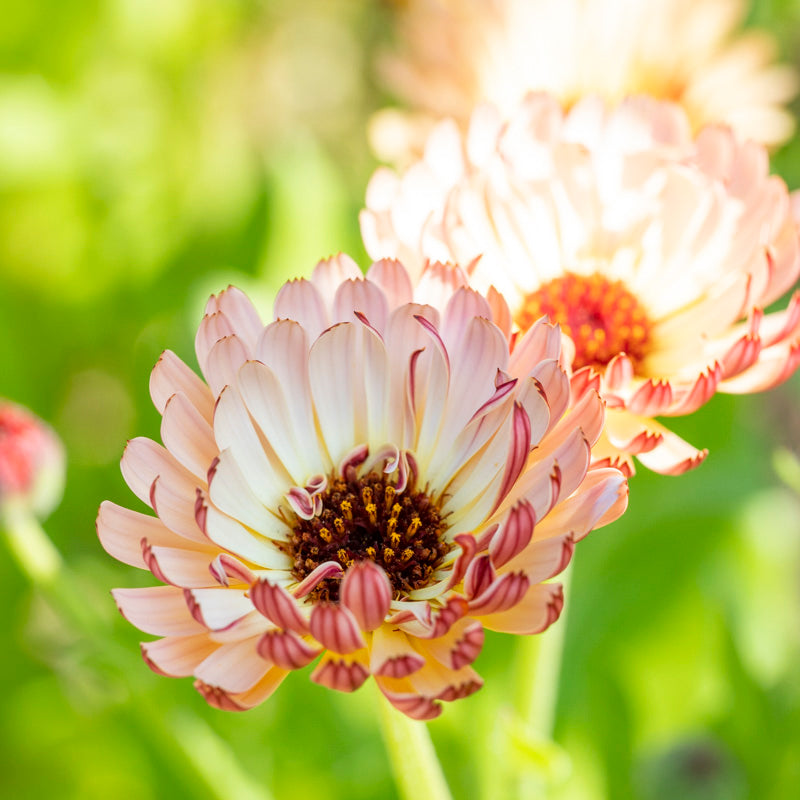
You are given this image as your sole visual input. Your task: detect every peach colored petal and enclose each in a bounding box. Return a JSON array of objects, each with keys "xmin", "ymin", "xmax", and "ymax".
[
  {"xmin": 309, "ymin": 603, "xmax": 367, "ymax": 655},
  {"xmin": 340, "ymin": 561, "xmax": 393, "ymax": 632},
  {"xmin": 250, "ymin": 579, "xmax": 310, "ymax": 635},
  {"xmin": 141, "ymin": 634, "xmax": 219, "ymax": 678},
  {"xmin": 182, "ymin": 587, "xmax": 253, "ymax": 631},
  {"xmin": 195, "ymin": 666, "xmax": 289, "ymax": 711},
  {"xmin": 370, "ymin": 626, "xmax": 426, "ymax": 679},
  {"xmin": 480, "ymin": 582, "xmax": 564, "ymax": 635},
  {"xmin": 273, "ymin": 278, "xmax": 329, "ymax": 342},
  {"xmin": 311, "ymin": 650, "xmax": 371, "ymax": 693},
  {"xmin": 257, "ymin": 630, "xmax": 322, "ymax": 671},
  {"xmin": 141, "ymin": 542, "xmax": 217, "ymax": 588},
  {"xmin": 415, "ymin": 617, "xmax": 485, "ymax": 671},
  {"xmin": 161, "ymin": 392, "xmax": 217, "ymax": 480},
  {"xmin": 112, "ymin": 586, "xmax": 206, "ymax": 637},
  {"xmin": 97, "ymin": 501, "xmax": 208, "ymax": 570},
  {"xmin": 194, "ymin": 637, "xmax": 267, "ymax": 693},
  {"xmin": 149, "ymin": 350, "xmax": 214, "ymax": 423}
]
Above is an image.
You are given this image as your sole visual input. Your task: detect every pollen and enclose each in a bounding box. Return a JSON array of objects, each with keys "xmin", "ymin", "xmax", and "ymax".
[
  {"xmin": 517, "ymin": 272, "xmax": 652, "ymax": 370},
  {"xmin": 284, "ymin": 468, "xmax": 452, "ymax": 602}
]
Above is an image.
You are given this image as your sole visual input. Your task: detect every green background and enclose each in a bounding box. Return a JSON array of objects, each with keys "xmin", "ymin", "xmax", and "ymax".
[{"xmin": 2, "ymin": 1, "xmax": 800, "ymax": 798}]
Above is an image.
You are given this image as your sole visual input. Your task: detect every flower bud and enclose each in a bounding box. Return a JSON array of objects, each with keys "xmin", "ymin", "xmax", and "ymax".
[{"xmin": 0, "ymin": 400, "xmax": 65, "ymax": 519}]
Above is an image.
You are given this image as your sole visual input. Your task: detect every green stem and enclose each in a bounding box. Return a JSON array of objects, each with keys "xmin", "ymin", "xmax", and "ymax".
[
  {"xmin": 517, "ymin": 563, "xmax": 573, "ymax": 737},
  {"xmin": 167, "ymin": 708, "xmax": 276, "ymax": 800},
  {"xmin": 1, "ymin": 501, "xmax": 62, "ymax": 583},
  {"xmin": 376, "ymin": 686, "xmax": 453, "ymax": 800},
  {"xmin": 1, "ymin": 503, "xmax": 274, "ymax": 800},
  {"xmin": 1, "ymin": 502, "xmax": 98, "ymax": 634},
  {"xmin": 507, "ymin": 564, "xmax": 574, "ymax": 799}
]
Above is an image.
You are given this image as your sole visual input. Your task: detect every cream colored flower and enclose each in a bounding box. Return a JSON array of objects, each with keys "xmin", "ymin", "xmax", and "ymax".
[
  {"xmin": 362, "ymin": 95, "xmax": 800, "ymax": 474},
  {"xmin": 98, "ymin": 256, "xmax": 627, "ymax": 717},
  {"xmin": 372, "ymin": 0, "xmax": 796, "ymax": 163}
]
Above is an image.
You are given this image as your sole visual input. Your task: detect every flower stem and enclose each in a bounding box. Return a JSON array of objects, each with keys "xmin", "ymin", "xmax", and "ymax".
[
  {"xmin": 507, "ymin": 564, "xmax": 574, "ymax": 798},
  {"xmin": 1, "ymin": 503, "xmax": 273, "ymax": 799},
  {"xmin": 0, "ymin": 502, "xmax": 97, "ymax": 634},
  {"xmin": 167, "ymin": 708, "xmax": 276, "ymax": 800},
  {"xmin": 1, "ymin": 501, "xmax": 62, "ymax": 583},
  {"xmin": 376, "ymin": 688, "xmax": 453, "ymax": 800},
  {"xmin": 517, "ymin": 563, "xmax": 573, "ymax": 738}
]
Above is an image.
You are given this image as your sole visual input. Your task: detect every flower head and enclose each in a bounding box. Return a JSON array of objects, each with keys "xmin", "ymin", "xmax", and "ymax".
[
  {"xmin": 362, "ymin": 95, "xmax": 800, "ymax": 475},
  {"xmin": 98, "ymin": 256, "xmax": 627, "ymax": 718},
  {"xmin": 0, "ymin": 400, "xmax": 65, "ymax": 519},
  {"xmin": 372, "ymin": 0, "xmax": 797, "ymax": 163}
]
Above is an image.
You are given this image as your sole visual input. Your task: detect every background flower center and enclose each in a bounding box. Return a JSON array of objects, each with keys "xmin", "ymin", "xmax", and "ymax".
[
  {"xmin": 285, "ymin": 470, "xmax": 451, "ymax": 602},
  {"xmin": 517, "ymin": 272, "xmax": 651, "ymax": 370}
]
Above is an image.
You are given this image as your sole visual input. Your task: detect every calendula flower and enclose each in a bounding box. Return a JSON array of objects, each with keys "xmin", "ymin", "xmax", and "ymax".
[
  {"xmin": 361, "ymin": 95, "xmax": 800, "ymax": 475},
  {"xmin": 372, "ymin": 0, "xmax": 796, "ymax": 163},
  {"xmin": 98, "ymin": 256, "xmax": 627, "ymax": 718},
  {"xmin": 0, "ymin": 400, "xmax": 65, "ymax": 520}
]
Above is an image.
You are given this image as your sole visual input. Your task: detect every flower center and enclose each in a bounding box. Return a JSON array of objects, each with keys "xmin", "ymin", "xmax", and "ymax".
[
  {"xmin": 286, "ymin": 470, "xmax": 451, "ymax": 602},
  {"xmin": 516, "ymin": 272, "xmax": 651, "ymax": 370}
]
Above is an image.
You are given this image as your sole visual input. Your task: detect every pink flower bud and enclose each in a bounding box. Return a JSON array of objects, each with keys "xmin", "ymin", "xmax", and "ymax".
[{"xmin": 0, "ymin": 400, "xmax": 65, "ymax": 519}]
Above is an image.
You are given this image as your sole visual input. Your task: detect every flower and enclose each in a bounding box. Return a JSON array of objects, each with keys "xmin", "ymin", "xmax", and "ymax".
[
  {"xmin": 98, "ymin": 256, "xmax": 627, "ymax": 718},
  {"xmin": 372, "ymin": 0, "xmax": 797, "ymax": 164},
  {"xmin": 0, "ymin": 400, "xmax": 65, "ymax": 519},
  {"xmin": 361, "ymin": 94, "xmax": 800, "ymax": 475}
]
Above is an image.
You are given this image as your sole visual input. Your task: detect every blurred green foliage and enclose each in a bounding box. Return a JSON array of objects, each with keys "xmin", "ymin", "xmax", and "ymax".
[{"xmin": 2, "ymin": 1, "xmax": 800, "ymax": 799}]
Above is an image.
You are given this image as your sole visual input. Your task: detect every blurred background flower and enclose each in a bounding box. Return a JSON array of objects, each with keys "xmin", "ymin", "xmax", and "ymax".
[
  {"xmin": 372, "ymin": 0, "xmax": 798, "ymax": 164},
  {"xmin": 0, "ymin": 399, "xmax": 64, "ymax": 519},
  {"xmin": 2, "ymin": 1, "xmax": 800, "ymax": 798},
  {"xmin": 361, "ymin": 93, "xmax": 800, "ymax": 476}
]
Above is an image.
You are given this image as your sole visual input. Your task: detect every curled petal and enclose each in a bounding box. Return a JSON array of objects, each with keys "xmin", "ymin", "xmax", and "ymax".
[
  {"xmin": 417, "ymin": 617, "xmax": 485, "ymax": 670},
  {"xmin": 340, "ymin": 561, "xmax": 393, "ymax": 631},
  {"xmin": 427, "ymin": 596, "xmax": 469, "ymax": 639},
  {"xmin": 293, "ymin": 561, "xmax": 345, "ymax": 599},
  {"xmin": 492, "ymin": 403, "xmax": 532, "ymax": 512},
  {"xmin": 468, "ymin": 571, "xmax": 530, "ymax": 616},
  {"xmin": 377, "ymin": 687, "xmax": 442, "ymax": 721},
  {"xmin": 195, "ymin": 666, "xmax": 289, "ymax": 712},
  {"xmin": 370, "ymin": 626, "xmax": 426, "ymax": 678},
  {"xmin": 464, "ymin": 554, "xmax": 495, "ymax": 600},
  {"xmin": 209, "ymin": 553, "xmax": 256, "ymax": 587},
  {"xmin": 489, "ymin": 500, "xmax": 536, "ymax": 569},
  {"xmin": 257, "ymin": 630, "xmax": 322, "ymax": 670},
  {"xmin": 311, "ymin": 651, "xmax": 370, "ymax": 693},
  {"xmin": 480, "ymin": 583, "xmax": 564, "ymax": 635},
  {"xmin": 309, "ymin": 603, "xmax": 367, "ymax": 654},
  {"xmin": 443, "ymin": 533, "xmax": 478, "ymax": 591},
  {"xmin": 250, "ymin": 580, "xmax": 310, "ymax": 635}
]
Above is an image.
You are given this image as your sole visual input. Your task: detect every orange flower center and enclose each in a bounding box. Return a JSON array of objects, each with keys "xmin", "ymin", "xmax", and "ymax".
[
  {"xmin": 516, "ymin": 272, "xmax": 651, "ymax": 370},
  {"xmin": 286, "ymin": 470, "xmax": 451, "ymax": 602}
]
